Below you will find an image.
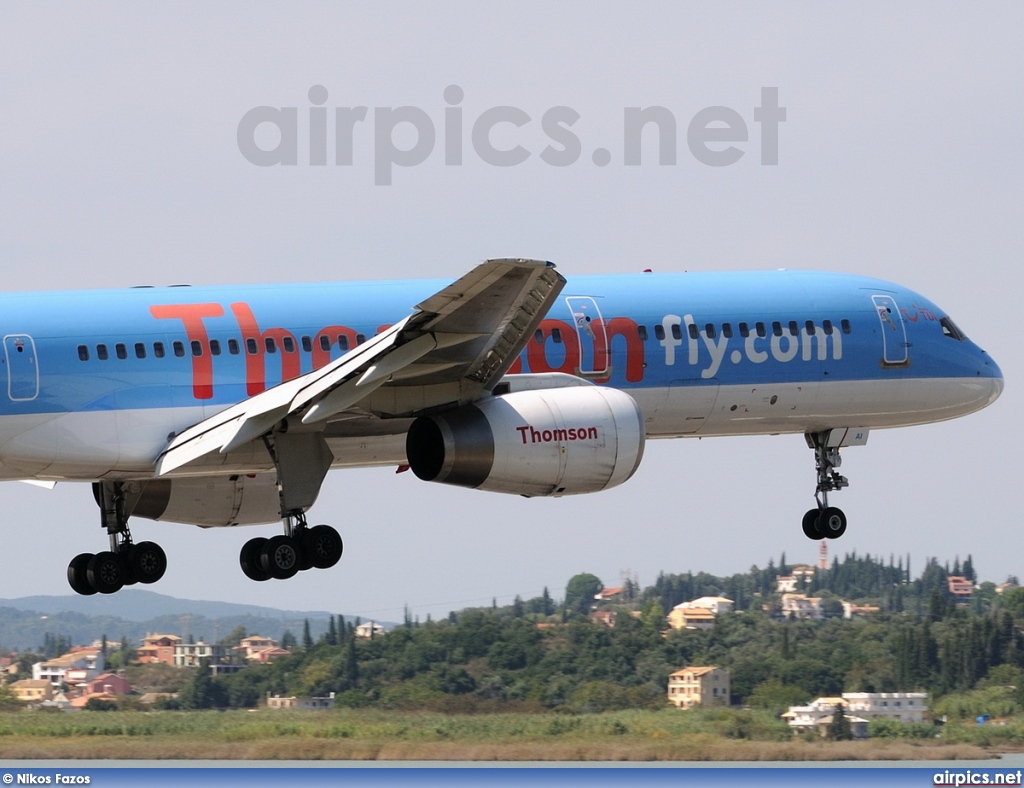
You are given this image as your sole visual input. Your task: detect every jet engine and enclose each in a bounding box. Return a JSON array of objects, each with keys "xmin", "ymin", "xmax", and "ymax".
[
  {"xmin": 406, "ymin": 386, "xmax": 645, "ymax": 496},
  {"xmin": 127, "ymin": 474, "xmax": 282, "ymax": 527}
]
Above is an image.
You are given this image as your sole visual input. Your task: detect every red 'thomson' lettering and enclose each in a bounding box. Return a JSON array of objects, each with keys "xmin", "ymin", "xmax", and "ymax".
[{"xmin": 516, "ymin": 425, "xmax": 599, "ymax": 444}]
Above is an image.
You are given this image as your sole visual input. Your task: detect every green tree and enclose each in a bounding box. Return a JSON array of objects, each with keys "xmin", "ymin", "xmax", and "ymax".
[
  {"xmin": 302, "ymin": 619, "xmax": 313, "ymax": 650},
  {"xmin": 345, "ymin": 637, "xmax": 359, "ymax": 686},
  {"xmin": 565, "ymin": 573, "xmax": 603, "ymax": 617},
  {"xmin": 747, "ymin": 680, "xmax": 809, "ymax": 713},
  {"xmin": 220, "ymin": 625, "xmax": 247, "ymax": 647},
  {"xmin": 177, "ymin": 661, "xmax": 227, "ymax": 709},
  {"xmin": 0, "ymin": 685, "xmax": 21, "ymax": 711},
  {"xmin": 828, "ymin": 703, "xmax": 853, "ymax": 740}
]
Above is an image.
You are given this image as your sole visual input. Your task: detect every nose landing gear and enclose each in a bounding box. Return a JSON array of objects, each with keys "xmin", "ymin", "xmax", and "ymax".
[{"xmin": 801, "ymin": 431, "xmax": 851, "ymax": 540}]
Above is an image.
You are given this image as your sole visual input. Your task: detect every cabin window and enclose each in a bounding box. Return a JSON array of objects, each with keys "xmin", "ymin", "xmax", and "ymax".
[
  {"xmin": 190, "ymin": 340, "xmax": 203, "ymax": 357},
  {"xmin": 822, "ymin": 320, "xmax": 834, "ymax": 335},
  {"xmin": 246, "ymin": 338, "xmax": 258, "ymax": 355},
  {"xmin": 227, "ymin": 339, "xmax": 239, "ymax": 355},
  {"xmin": 756, "ymin": 322, "xmax": 767, "ymax": 338},
  {"xmin": 301, "ymin": 336, "xmax": 312, "ymax": 352},
  {"xmin": 841, "ymin": 319, "xmax": 852, "ymax": 334},
  {"xmin": 688, "ymin": 323, "xmax": 699, "ymax": 340},
  {"xmin": 283, "ymin": 336, "xmax": 295, "ymax": 353},
  {"xmin": 356, "ymin": 333, "xmax": 366, "ymax": 345},
  {"xmin": 115, "ymin": 343, "xmax": 127, "ymax": 360},
  {"xmin": 722, "ymin": 323, "xmax": 733, "ymax": 339},
  {"xmin": 654, "ymin": 325, "xmax": 665, "ymax": 341},
  {"xmin": 705, "ymin": 323, "xmax": 716, "ymax": 339},
  {"xmin": 637, "ymin": 325, "xmax": 648, "ymax": 341},
  {"xmin": 173, "ymin": 341, "xmax": 185, "ymax": 358},
  {"xmin": 96, "ymin": 344, "xmax": 108, "ymax": 360},
  {"xmin": 671, "ymin": 324, "xmax": 682, "ymax": 341},
  {"xmin": 772, "ymin": 321, "xmax": 783, "ymax": 337},
  {"xmin": 154, "ymin": 342, "xmax": 165, "ymax": 358},
  {"xmin": 534, "ymin": 329, "xmax": 543, "ymax": 344},
  {"xmin": 738, "ymin": 322, "xmax": 749, "ymax": 338},
  {"xmin": 338, "ymin": 335, "xmax": 350, "ymax": 351},
  {"xmin": 788, "ymin": 321, "xmax": 799, "ymax": 336},
  {"xmin": 78, "ymin": 345, "xmax": 89, "ymax": 361},
  {"xmin": 551, "ymin": 328, "xmax": 563, "ymax": 344},
  {"xmin": 805, "ymin": 320, "xmax": 816, "ymax": 335},
  {"xmin": 210, "ymin": 339, "xmax": 221, "ymax": 356},
  {"xmin": 134, "ymin": 342, "xmax": 146, "ymax": 359},
  {"xmin": 265, "ymin": 337, "xmax": 277, "ymax": 353}
]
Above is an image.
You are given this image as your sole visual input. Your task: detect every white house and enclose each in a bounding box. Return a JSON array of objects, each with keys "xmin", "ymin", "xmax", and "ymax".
[
  {"xmin": 780, "ymin": 593, "xmax": 823, "ymax": 621},
  {"xmin": 267, "ymin": 692, "xmax": 335, "ymax": 710},
  {"xmin": 783, "ymin": 693, "xmax": 930, "ymax": 735},
  {"xmin": 173, "ymin": 641, "xmax": 233, "ymax": 667},
  {"xmin": 686, "ymin": 596, "xmax": 734, "ymax": 615},
  {"xmin": 32, "ymin": 649, "xmax": 104, "ymax": 686},
  {"xmin": 842, "ymin": 693, "xmax": 929, "ymax": 723},
  {"xmin": 355, "ymin": 621, "xmax": 386, "ymax": 639}
]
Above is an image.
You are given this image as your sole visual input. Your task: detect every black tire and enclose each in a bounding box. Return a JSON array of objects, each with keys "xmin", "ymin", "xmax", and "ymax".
[
  {"xmin": 67, "ymin": 553, "xmax": 97, "ymax": 596},
  {"xmin": 86, "ymin": 551, "xmax": 126, "ymax": 594},
  {"xmin": 819, "ymin": 506, "xmax": 847, "ymax": 539},
  {"xmin": 304, "ymin": 524, "xmax": 343, "ymax": 570},
  {"xmin": 128, "ymin": 541, "xmax": 167, "ymax": 585},
  {"xmin": 240, "ymin": 537, "xmax": 270, "ymax": 581},
  {"xmin": 801, "ymin": 509, "xmax": 822, "ymax": 540},
  {"xmin": 295, "ymin": 530, "xmax": 315, "ymax": 572},
  {"xmin": 261, "ymin": 535, "xmax": 300, "ymax": 580}
]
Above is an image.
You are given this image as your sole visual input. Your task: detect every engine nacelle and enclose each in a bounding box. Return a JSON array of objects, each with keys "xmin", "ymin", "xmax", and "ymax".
[
  {"xmin": 128, "ymin": 474, "xmax": 282, "ymax": 528},
  {"xmin": 406, "ymin": 386, "xmax": 645, "ymax": 497}
]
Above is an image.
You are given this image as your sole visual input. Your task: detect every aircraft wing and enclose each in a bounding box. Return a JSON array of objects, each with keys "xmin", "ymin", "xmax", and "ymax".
[{"xmin": 155, "ymin": 258, "xmax": 565, "ymax": 475}]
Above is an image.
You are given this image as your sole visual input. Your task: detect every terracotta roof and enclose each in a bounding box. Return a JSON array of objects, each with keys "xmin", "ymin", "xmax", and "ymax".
[
  {"xmin": 678, "ymin": 608, "xmax": 716, "ymax": 618},
  {"xmin": 669, "ymin": 666, "xmax": 718, "ymax": 677}
]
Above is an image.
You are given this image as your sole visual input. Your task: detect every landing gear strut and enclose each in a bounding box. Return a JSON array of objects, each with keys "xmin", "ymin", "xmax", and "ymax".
[
  {"xmin": 237, "ymin": 429, "xmax": 343, "ymax": 582},
  {"xmin": 802, "ymin": 432, "xmax": 849, "ymax": 540},
  {"xmin": 67, "ymin": 481, "xmax": 167, "ymax": 595}
]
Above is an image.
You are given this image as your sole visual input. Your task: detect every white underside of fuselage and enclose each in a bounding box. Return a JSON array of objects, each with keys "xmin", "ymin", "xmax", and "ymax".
[{"xmin": 0, "ymin": 376, "xmax": 1001, "ymax": 483}]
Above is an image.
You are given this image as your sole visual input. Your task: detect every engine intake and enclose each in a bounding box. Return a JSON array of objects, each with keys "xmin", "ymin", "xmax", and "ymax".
[{"xmin": 406, "ymin": 386, "xmax": 645, "ymax": 497}]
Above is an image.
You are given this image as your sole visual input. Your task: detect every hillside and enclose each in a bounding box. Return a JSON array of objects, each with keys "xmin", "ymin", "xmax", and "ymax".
[{"xmin": 0, "ymin": 589, "xmax": 367, "ymax": 650}]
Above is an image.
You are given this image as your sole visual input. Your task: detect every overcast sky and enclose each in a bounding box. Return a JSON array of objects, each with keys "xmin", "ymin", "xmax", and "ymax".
[{"xmin": 0, "ymin": 3, "xmax": 1020, "ymax": 623}]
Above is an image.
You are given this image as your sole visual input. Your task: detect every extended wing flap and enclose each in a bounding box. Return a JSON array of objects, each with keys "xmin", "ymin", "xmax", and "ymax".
[{"xmin": 155, "ymin": 259, "xmax": 565, "ymax": 475}]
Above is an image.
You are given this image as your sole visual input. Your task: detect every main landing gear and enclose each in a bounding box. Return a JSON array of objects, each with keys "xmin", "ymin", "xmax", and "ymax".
[
  {"xmin": 239, "ymin": 517, "xmax": 343, "ymax": 581},
  {"xmin": 67, "ymin": 481, "xmax": 168, "ymax": 595},
  {"xmin": 801, "ymin": 431, "xmax": 849, "ymax": 540},
  {"xmin": 238, "ymin": 429, "xmax": 343, "ymax": 582}
]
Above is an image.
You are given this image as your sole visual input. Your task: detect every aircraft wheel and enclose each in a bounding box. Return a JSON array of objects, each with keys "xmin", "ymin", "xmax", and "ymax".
[
  {"xmin": 304, "ymin": 524, "xmax": 343, "ymax": 570},
  {"xmin": 296, "ymin": 532, "xmax": 315, "ymax": 572},
  {"xmin": 261, "ymin": 535, "xmax": 300, "ymax": 580},
  {"xmin": 819, "ymin": 507, "xmax": 847, "ymax": 539},
  {"xmin": 801, "ymin": 509, "xmax": 822, "ymax": 540},
  {"xmin": 240, "ymin": 537, "xmax": 270, "ymax": 581},
  {"xmin": 128, "ymin": 541, "xmax": 167, "ymax": 584},
  {"xmin": 87, "ymin": 551, "xmax": 126, "ymax": 594},
  {"xmin": 68, "ymin": 553, "xmax": 97, "ymax": 596}
]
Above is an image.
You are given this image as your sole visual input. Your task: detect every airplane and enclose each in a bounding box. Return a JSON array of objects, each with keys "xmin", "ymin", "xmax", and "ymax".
[{"xmin": 0, "ymin": 259, "xmax": 1002, "ymax": 595}]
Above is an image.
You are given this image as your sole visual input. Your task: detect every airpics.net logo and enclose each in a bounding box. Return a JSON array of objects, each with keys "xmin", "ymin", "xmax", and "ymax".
[{"xmin": 237, "ymin": 86, "xmax": 786, "ymax": 185}]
